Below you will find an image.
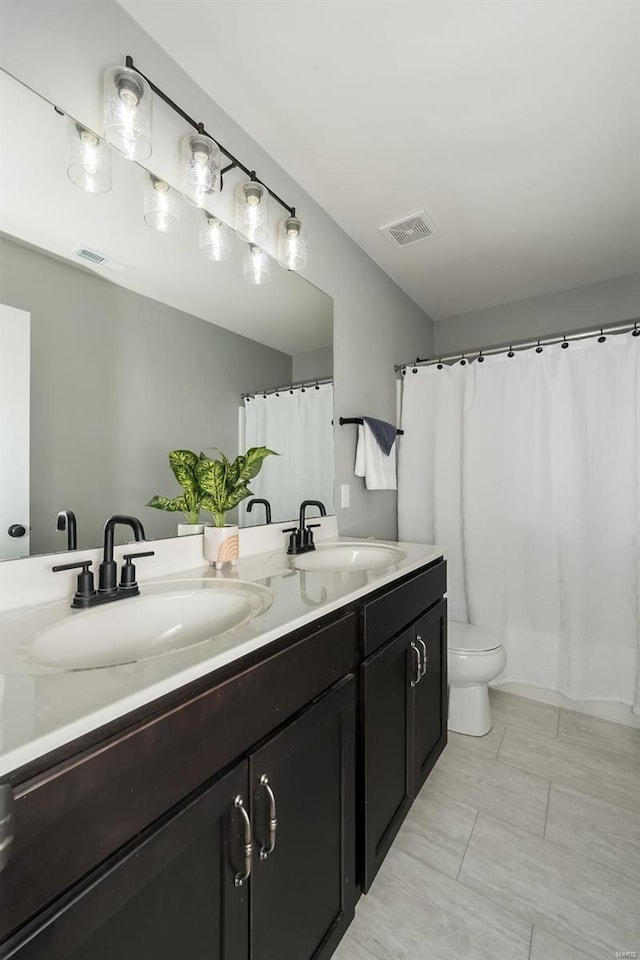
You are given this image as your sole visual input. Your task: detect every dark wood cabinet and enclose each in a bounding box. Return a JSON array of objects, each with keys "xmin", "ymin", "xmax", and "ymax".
[
  {"xmin": 250, "ymin": 676, "xmax": 356, "ymax": 960},
  {"xmin": 414, "ymin": 599, "xmax": 448, "ymax": 791},
  {"xmin": 360, "ymin": 590, "xmax": 447, "ymax": 891},
  {"xmin": 360, "ymin": 628, "xmax": 414, "ymax": 890},
  {"xmin": 3, "ymin": 762, "xmax": 249, "ymax": 960},
  {"xmin": 2, "ymin": 678, "xmax": 356, "ymax": 960}
]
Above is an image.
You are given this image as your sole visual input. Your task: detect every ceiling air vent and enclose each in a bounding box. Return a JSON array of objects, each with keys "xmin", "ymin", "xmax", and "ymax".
[
  {"xmin": 73, "ymin": 245, "xmax": 131, "ymax": 272},
  {"xmin": 379, "ymin": 210, "xmax": 438, "ymax": 249}
]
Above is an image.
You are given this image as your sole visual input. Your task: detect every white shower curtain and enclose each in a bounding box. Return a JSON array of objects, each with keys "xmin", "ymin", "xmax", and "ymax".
[
  {"xmin": 242, "ymin": 383, "xmax": 335, "ymax": 524},
  {"xmin": 398, "ymin": 335, "xmax": 640, "ymax": 713}
]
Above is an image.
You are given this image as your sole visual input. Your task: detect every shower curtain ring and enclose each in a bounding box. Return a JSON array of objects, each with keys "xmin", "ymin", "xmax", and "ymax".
[
  {"xmin": 598, "ymin": 328, "xmax": 606, "ymax": 343},
  {"xmin": 477, "ymin": 351, "xmax": 484, "ymax": 363},
  {"xmin": 536, "ymin": 340, "xmax": 543, "ymax": 354},
  {"xmin": 507, "ymin": 345, "xmax": 515, "ymax": 358},
  {"xmin": 633, "ymin": 322, "xmax": 640, "ymax": 337},
  {"xmin": 460, "ymin": 354, "xmax": 467, "ymax": 365},
  {"xmin": 561, "ymin": 335, "xmax": 569, "ymax": 349},
  {"xmin": 437, "ymin": 358, "xmax": 443, "ymax": 370}
]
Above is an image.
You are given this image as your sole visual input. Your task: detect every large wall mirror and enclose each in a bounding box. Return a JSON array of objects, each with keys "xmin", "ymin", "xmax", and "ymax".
[{"xmin": 0, "ymin": 71, "xmax": 334, "ymax": 560}]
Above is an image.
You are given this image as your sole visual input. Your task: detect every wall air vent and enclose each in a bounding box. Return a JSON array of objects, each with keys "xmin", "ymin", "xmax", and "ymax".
[
  {"xmin": 73, "ymin": 245, "xmax": 131, "ymax": 272},
  {"xmin": 379, "ymin": 210, "xmax": 439, "ymax": 249}
]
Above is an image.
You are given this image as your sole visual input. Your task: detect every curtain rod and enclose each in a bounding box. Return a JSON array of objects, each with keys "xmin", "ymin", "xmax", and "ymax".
[
  {"xmin": 241, "ymin": 377, "xmax": 333, "ymax": 400},
  {"xmin": 394, "ymin": 320, "xmax": 639, "ymax": 372}
]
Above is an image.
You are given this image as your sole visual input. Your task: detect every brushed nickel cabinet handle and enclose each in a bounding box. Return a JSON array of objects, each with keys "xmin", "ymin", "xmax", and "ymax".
[
  {"xmin": 258, "ymin": 774, "xmax": 278, "ymax": 860},
  {"xmin": 410, "ymin": 641, "xmax": 422, "ymax": 686},
  {"xmin": 0, "ymin": 785, "xmax": 14, "ymax": 873},
  {"xmin": 416, "ymin": 635, "xmax": 428, "ymax": 679},
  {"xmin": 233, "ymin": 795, "xmax": 253, "ymax": 886}
]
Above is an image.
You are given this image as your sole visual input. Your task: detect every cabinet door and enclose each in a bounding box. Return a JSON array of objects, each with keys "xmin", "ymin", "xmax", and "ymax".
[
  {"xmin": 414, "ymin": 599, "xmax": 448, "ymax": 792},
  {"xmin": 360, "ymin": 628, "xmax": 415, "ymax": 892},
  {"xmin": 4, "ymin": 763, "xmax": 249, "ymax": 960},
  {"xmin": 249, "ymin": 676, "xmax": 356, "ymax": 960}
]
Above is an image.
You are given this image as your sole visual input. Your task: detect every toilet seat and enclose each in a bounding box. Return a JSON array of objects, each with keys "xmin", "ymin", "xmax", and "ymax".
[{"xmin": 448, "ymin": 620, "xmax": 501, "ymax": 654}]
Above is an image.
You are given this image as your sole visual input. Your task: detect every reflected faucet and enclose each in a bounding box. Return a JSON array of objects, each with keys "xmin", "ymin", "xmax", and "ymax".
[
  {"xmin": 56, "ymin": 510, "xmax": 77, "ymax": 551},
  {"xmin": 247, "ymin": 498, "xmax": 272, "ymax": 524}
]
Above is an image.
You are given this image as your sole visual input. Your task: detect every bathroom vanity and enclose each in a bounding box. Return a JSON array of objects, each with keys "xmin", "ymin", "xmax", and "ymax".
[{"xmin": 0, "ymin": 537, "xmax": 446, "ymax": 959}]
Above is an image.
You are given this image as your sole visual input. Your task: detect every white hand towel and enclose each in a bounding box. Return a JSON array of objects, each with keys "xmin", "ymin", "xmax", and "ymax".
[{"xmin": 354, "ymin": 422, "xmax": 397, "ymax": 490}]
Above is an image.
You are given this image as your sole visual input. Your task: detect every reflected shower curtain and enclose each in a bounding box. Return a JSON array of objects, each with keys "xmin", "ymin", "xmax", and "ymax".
[
  {"xmin": 242, "ymin": 383, "xmax": 334, "ymax": 524},
  {"xmin": 398, "ymin": 336, "xmax": 640, "ymax": 713}
]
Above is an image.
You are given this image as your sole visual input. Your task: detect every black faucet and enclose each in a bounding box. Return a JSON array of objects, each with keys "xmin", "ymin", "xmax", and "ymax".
[
  {"xmin": 53, "ymin": 514, "xmax": 154, "ymax": 609},
  {"xmin": 284, "ymin": 500, "xmax": 327, "ymax": 555},
  {"xmin": 56, "ymin": 510, "xmax": 77, "ymax": 551},
  {"xmin": 247, "ymin": 498, "xmax": 272, "ymax": 524}
]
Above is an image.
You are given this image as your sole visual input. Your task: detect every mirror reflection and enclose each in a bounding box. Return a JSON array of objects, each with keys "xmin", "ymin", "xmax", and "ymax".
[{"xmin": 0, "ymin": 71, "xmax": 334, "ymax": 560}]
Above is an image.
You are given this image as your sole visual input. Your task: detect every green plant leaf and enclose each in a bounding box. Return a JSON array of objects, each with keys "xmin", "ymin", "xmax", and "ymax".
[
  {"xmin": 146, "ymin": 494, "xmax": 188, "ymax": 513},
  {"xmin": 236, "ymin": 447, "xmax": 278, "ymax": 484},
  {"xmin": 168, "ymin": 449, "xmax": 199, "ymax": 499},
  {"xmin": 195, "ymin": 455, "xmax": 226, "ymax": 504}
]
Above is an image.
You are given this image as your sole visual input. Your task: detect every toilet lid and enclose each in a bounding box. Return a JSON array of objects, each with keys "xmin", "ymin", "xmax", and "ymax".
[{"xmin": 448, "ymin": 620, "xmax": 501, "ymax": 653}]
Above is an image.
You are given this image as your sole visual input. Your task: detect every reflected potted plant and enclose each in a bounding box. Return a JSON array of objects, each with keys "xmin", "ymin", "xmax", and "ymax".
[
  {"xmin": 196, "ymin": 447, "xmax": 277, "ymax": 568},
  {"xmin": 147, "ymin": 449, "xmax": 207, "ymax": 536}
]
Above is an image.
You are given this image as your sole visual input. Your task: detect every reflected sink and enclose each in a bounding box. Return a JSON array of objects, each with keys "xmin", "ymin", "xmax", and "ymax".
[
  {"xmin": 291, "ymin": 542, "xmax": 406, "ymax": 573},
  {"xmin": 22, "ymin": 579, "xmax": 272, "ymax": 671}
]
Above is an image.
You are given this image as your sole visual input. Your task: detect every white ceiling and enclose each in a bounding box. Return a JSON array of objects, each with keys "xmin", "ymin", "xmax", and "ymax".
[
  {"xmin": 0, "ymin": 71, "xmax": 332, "ymax": 356},
  {"xmin": 119, "ymin": 0, "xmax": 640, "ymax": 321}
]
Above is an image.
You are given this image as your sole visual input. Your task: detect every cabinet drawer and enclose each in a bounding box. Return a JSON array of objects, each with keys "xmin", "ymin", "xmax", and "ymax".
[
  {"xmin": 0, "ymin": 613, "xmax": 355, "ymax": 942},
  {"xmin": 360, "ymin": 560, "xmax": 446, "ymax": 657}
]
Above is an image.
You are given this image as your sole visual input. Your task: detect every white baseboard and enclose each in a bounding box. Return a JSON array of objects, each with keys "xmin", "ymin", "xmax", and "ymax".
[{"xmin": 490, "ymin": 680, "xmax": 640, "ymax": 729}]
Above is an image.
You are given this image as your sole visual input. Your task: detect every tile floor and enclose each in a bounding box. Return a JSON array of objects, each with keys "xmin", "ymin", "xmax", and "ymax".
[{"xmin": 334, "ymin": 688, "xmax": 640, "ymax": 960}]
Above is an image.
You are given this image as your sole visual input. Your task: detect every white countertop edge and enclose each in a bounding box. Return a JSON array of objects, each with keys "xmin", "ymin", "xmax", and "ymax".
[{"xmin": 0, "ymin": 541, "xmax": 445, "ymax": 776}]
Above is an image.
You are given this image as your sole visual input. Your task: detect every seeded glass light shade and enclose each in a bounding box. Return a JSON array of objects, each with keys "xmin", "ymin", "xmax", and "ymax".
[
  {"xmin": 181, "ymin": 132, "xmax": 220, "ymax": 207},
  {"xmin": 144, "ymin": 175, "xmax": 180, "ymax": 232},
  {"xmin": 243, "ymin": 244, "xmax": 271, "ymax": 284},
  {"xmin": 103, "ymin": 65, "xmax": 152, "ymax": 161},
  {"xmin": 67, "ymin": 121, "xmax": 112, "ymax": 194},
  {"xmin": 235, "ymin": 179, "xmax": 268, "ymax": 243},
  {"xmin": 200, "ymin": 214, "xmax": 232, "ymax": 261},
  {"xmin": 278, "ymin": 216, "xmax": 307, "ymax": 271}
]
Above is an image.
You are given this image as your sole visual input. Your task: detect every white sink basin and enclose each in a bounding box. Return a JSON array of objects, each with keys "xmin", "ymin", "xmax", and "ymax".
[
  {"xmin": 21, "ymin": 579, "xmax": 272, "ymax": 671},
  {"xmin": 291, "ymin": 542, "xmax": 406, "ymax": 573}
]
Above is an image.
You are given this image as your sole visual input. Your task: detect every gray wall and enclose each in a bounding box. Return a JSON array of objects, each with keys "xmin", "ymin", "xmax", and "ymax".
[
  {"xmin": 292, "ymin": 347, "xmax": 333, "ymax": 382},
  {"xmin": 0, "ymin": 237, "xmax": 291, "ymax": 553},
  {"xmin": 434, "ymin": 273, "xmax": 640, "ymax": 355},
  {"xmin": 0, "ymin": 0, "xmax": 433, "ymax": 541}
]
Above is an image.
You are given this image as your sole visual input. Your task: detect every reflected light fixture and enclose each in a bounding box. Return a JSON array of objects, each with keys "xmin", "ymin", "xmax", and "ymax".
[
  {"xmin": 103, "ymin": 65, "xmax": 152, "ymax": 161},
  {"xmin": 200, "ymin": 214, "xmax": 232, "ymax": 261},
  {"xmin": 181, "ymin": 131, "xmax": 220, "ymax": 207},
  {"xmin": 67, "ymin": 121, "xmax": 112, "ymax": 194},
  {"xmin": 143, "ymin": 174, "xmax": 180, "ymax": 232},
  {"xmin": 243, "ymin": 244, "xmax": 271, "ymax": 284},
  {"xmin": 236, "ymin": 178, "xmax": 268, "ymax": 243},
  {"xmin": 278, "ymin": 215, "xmax": 307, "ymax": 271}
]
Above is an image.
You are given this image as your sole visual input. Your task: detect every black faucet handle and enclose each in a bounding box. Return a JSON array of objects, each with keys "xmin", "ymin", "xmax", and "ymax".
[
  {"xmin": 306, "ymin": 523, "xmax": 321, "ymax": 529},
  {"xmin": 52, "ymin": 560, "xmax": 92, "ymax": 573},
  {"xmin": 52, "ymin": 560, "xmax": 96, "ymax": 607},
  {"xmin": 282, "ymin": 527, "xmax": 298, "ymax": 534},
  {"xmin": 119, "ymin": 551, "xmax": 155, "ymax": 592}
]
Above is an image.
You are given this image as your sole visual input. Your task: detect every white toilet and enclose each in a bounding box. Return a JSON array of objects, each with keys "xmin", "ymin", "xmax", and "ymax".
[{"xmin": 447, "ymin": 621, "xmax": 506, "ymax": 736}]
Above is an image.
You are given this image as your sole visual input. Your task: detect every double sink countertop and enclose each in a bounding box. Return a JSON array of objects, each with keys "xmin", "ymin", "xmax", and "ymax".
[{"xmin": 0, "ymin": 531, "xmax": 444, "ymax": 777}]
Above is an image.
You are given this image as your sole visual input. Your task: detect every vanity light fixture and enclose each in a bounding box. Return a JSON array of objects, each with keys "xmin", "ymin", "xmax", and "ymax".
[
  {"xmin": 181, "ymin": 130, "xmax": 220, "ymax": 207},
  {"xmin": 243, "ymin": 243, "xmax": 271, "ymax": 284},
  {"xmin": 67, "ymin": 121, "xmax": 112, "ymax": 194},
  {"xmin": 143, "ymin": 174, "xmax": 180, "ymax": 232},
  {"xmin": 200, "ymin": 213, "xmax": 232, "ymax": 261},
  {"xmin": 236, "ymin": 178, "xmax": 269, "ymax": 244},
  {"xmin": 102, "ymin": 56, "xmax": 307, "ymax": 271},
  {"xmin": 278, "ymin": 215, "xmax": 307, "ymax": 271},
  {"xmin": 103, "ymin": 65, "xmax": 152, "ymax": 161}
]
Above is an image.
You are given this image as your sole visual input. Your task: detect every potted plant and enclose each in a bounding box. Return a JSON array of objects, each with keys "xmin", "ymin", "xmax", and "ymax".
[
  {"xmin": 147, "ymin": 449, "xmax": 207, "ymax": 536},
  {"xmin": 196, "ymin": 446, "xmax": 277, "ymax": 567}
]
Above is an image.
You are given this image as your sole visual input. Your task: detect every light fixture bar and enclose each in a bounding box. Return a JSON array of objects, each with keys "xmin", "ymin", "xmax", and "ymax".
[{"xmin": 124, "ymin": 54, "xmax": 295, "ymax": 218}]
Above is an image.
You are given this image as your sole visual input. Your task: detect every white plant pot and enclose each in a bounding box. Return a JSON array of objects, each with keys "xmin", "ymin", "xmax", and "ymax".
[
  {"xmin": 177, "ymin": 523, "xmax": 205, "ymax": 537},
  {"xmin": 204, "ymin": 524, "xmax": 239, "ymax": 569}
]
